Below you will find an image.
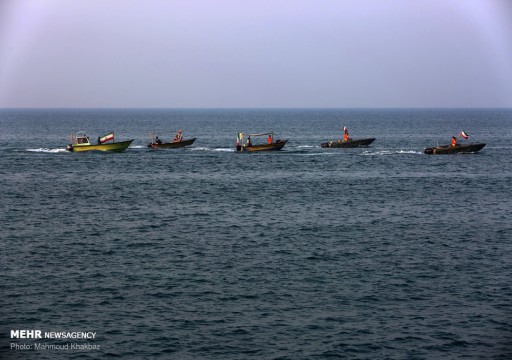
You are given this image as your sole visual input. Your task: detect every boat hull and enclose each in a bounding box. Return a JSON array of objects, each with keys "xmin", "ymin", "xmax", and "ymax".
[
  {"xmin": 67, "ymin": 140, "xmax": 134, "ymax": 152},
  {"xmin": 321, "ymin": 138, "xmax": 375, "ymax": 148},
  {"xmin": 148, "ymin": 138, "xmax": 196, "ymax": 149},
  {"xmin": 424, "ymin": 143, "xmax": 486, "ymax": 155},
  {"xmin": 238, "ymin": 140, "xmax": 287, "ymax": 152}
]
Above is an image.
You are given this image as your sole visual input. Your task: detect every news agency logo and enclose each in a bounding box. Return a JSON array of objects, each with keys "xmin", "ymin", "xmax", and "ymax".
[{"xmin": 10, "ymin": 330, "xmax": 97, "ymax": 339}]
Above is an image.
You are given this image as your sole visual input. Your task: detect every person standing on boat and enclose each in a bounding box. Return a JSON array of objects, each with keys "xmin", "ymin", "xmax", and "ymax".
[
  {"xmin": 343, "ymin": 127, "xmax": 350, "ymax": 141},
  {"xmin": 267, "ymin": 134, "xmax": 273, "ymax": 144},
  {"xmin": 247, "ymin": 136, "xmax": 252, "ymax": 146},
  {"xmin": 156, "ymin": 136, "xmax": 162, "ymax": 145},
  {"xmin": 174, "ymin": 130, "xmax": 183, "ymax": 142},
  {"xmin": 451, "ymin": 136, "xmax": 457, "ymax": 147}
]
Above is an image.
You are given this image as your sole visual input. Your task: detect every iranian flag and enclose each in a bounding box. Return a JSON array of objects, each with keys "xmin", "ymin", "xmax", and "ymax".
[
  {"xmin": 460, "ymin": 131, "xmax": 469, "ymax": 139},
  {"xmin": 99, "ymin": 132, "xmax": 114, "ymax": 144}
]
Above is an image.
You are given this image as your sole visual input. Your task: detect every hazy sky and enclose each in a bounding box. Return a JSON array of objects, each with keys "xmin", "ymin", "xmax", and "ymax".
[{"xmin": 1, "ymin": 0, "xmax": 511, "ymax": 108}]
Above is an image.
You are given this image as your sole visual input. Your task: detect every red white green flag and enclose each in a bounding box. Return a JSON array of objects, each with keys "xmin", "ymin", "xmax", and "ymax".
[
  {"xmin": 99, "ymin": 132, "xmax": 114, "ymax": 144},
  {"xmin": 460, "ymin": 131, "xmax": 469, "ymax": 139}
]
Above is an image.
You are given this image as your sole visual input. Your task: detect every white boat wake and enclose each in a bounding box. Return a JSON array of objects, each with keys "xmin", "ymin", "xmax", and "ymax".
[
  {"xmin": 361, "ymin": 149, "xmax": 422, "ymax": 156},
  {"xmin": 26, "ymin": 148, "xmax": 68, "ymax": 153}
]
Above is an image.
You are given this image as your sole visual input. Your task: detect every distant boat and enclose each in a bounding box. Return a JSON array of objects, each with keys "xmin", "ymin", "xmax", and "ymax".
[
  {"xmin": 424, "ymin": 143, "xmax": 486, "ymax": 155},
  {"xmin": 236, "ymin": 132, "xmax": 287, "ymax": 152},
  {"xmin": 148, "ymin": 138, "xmax": 196, "ymax": 149},
  {"xmin": 147, "ymin": 131, "xmax": 196, "ymax": 149},
  {"xmin": 321, "ymin": 138, "xmax": 376, "ymax": 148},
  {"xmin": 66, "ymin": 132, "xmax": 133, "ymax": 152}
]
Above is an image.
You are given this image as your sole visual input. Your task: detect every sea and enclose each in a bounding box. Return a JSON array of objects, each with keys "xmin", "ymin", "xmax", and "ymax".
[{"xmin": 1, "ymin": 108, "xmax": 511, "ymax": 359}]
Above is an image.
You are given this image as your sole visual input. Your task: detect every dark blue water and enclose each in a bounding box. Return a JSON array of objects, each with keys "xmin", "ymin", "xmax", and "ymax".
[{"xmin": 1, "ymin": 109, "xmax": 512, "ymax": 359}]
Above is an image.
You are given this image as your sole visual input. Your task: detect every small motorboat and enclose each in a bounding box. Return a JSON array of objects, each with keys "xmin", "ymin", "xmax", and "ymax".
[
  {"xmin": 147, "ymin": 130, "xmax": 196, "ymax": 149},
  {"xmin": 321, "ymin": 138, "xmax": 376, "ymax": 148},
  {"xmin": 148, "ymin": 138, "xmax": 196, "ymax": 149},
  {"xmin": 236, "ymin": 132, "xmax": 287, "ymax": 152},
  {"xmin": 424, "ymin": 143, "xmax": 486, "ymax": 155},
  {"xmin": 66, "ymin": 132, "xmax": 133, "ymax": 152}
]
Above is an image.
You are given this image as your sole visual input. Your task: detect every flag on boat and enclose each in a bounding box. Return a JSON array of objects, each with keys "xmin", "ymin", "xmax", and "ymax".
[
  {"xmin": 460, "ymin": 131, "xmax": 469, "ymax": 139},
  {"xmin": 99, "ymin": 132, "xmax": 114, "ymax": 144},
  {"xmin": 343, "ymin": 126, "xmax": 347, "ymax": 132}
]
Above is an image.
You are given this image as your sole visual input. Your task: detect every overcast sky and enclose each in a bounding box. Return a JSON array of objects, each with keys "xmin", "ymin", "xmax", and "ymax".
[{"xmin": 0, "ymin": 0, "xmax": 511, "ymax": 108}]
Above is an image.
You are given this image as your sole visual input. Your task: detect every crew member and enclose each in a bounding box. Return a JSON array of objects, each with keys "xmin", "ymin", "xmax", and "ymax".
[
  {"xmin": 451, "ymin": 136, "xmax": 457, "ymax": 147},
  {"xmin": 174, "ymin": 130, "xmax": 183, "ymax": 142},
  {"xmin": 267, "ymin": 134, "xmax": 273, "ymax": 144},
  {"xmin": 343, "ymin": 127, "xmax": 350, "ymax": 141}
]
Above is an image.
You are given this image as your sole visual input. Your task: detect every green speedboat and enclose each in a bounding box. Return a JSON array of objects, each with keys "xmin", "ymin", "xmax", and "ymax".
[{"xmin": 66, "ymin": 132, "xmax": 133, "ymax": 152}]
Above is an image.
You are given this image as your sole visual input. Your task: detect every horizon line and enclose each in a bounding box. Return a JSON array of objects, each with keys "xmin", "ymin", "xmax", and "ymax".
[{"xmin": 1, "ymin": 106, "xmax": 512, "ymax": 111}]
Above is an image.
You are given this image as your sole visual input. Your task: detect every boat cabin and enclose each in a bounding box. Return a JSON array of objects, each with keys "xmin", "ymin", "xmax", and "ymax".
[{"xmin": 75, "ymin": 132, "xmax": 91, "ymax": 145}]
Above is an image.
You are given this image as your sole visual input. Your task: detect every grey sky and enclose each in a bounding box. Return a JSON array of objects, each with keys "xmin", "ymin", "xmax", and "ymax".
[{"xmin": 1, "ymin": 0, "xmax": 511, "ymax": 108}]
